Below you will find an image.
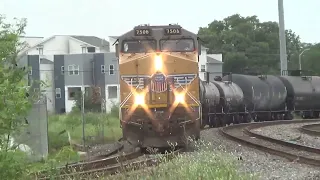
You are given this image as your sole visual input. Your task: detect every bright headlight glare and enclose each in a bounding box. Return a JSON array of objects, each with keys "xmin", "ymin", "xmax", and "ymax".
[
  {"xmin": 154, "ymin": 55, "xmax": 163, "ymax": 71},
  {"xmin": 175, "ymin": 93, "xmax": 185, "ymax": 103},
  {"xmin": 134, "ymin": 94, "xmax": 145, "ymax": 105}
]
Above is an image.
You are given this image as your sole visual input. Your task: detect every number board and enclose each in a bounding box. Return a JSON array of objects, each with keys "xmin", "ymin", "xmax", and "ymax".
[
  {"xmin": 164, "ymin": 28, "xmax": 182, "ymax": 35},
  {"xmin": 134, "ymin": 29, "xmax": 151, "ymax": 36}
]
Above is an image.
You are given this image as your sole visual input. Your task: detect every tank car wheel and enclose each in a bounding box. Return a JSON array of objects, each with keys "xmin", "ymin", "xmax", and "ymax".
[
  {"xmin": 284, "ymin": 113, "xmax": 293, "ymax": 120},
  {"xmin": 313, "ymin": 112, "xmax": 319, "ymax": 119},
  {"xmin": 301, "ymin": 113, "xmax": 307, "ymax": 119},
  {"xmin": 209, "ymin": 116, "xmax": 218, "ymax": 128},
  {"xmin": 242, "ymin": 115, "xmax": 250, "ymax": 123},
  {"xmin": 208, "ymin": 116, "xmax": 214, "ymax": 128},
  {"xmin": 220, "ymin": 115, "xmax": 226, "ymax": 127},
  {"xmin": 252, "ymin": 114, "xmax": 259, "ymax": 122},
  {"xmin": 233, "ymin": 114, "xmax": 240, "ymax": 124},
  {"xmin": 238, "ymin": 115, "xmax": 244, "ymax": 123},
  {"xmin": 266, "ymin": 112, "xmax": 272, "ymax": 121}
]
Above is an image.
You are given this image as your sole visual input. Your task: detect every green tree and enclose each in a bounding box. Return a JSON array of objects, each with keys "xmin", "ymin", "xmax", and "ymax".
[
  {"xmin": 198, "ymin": 14, "xmax": 303, "ymax": 75},
  {"xmin": 0, "ymin": 15, "xmax": 34, "ymax": 179},
  {"xmin": 299, "ymin": 43, "xmax": 320, "ymax": 75},
  {"xmin": 73, "ymin": 86, "xmax": 102, "ymax": 113}
]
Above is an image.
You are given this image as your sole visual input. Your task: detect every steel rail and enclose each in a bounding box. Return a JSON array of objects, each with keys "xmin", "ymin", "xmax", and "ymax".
[
  {"xmin": 219, "ymin": 119, "xmax": 320, "ymax": 167},
  {"xmin": 33, "ymin": 146, "xmax": 141, "ymax": 179},
  {"xmin": 300, "ymin": 123, "xmax": 320, "ymax": 136},
  {"xmin": 36, "ymin": 148, "xmax": 183, "ymax": 180}
]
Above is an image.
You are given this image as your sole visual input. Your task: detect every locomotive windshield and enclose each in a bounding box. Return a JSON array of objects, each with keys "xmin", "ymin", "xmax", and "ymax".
[
  {"xmin": 160, "ymin": 38, "xmax": 195, "ymax": 52},
  {"xmin": 121, "ymin": 40, "xmax": 156, "ymax": 53}
]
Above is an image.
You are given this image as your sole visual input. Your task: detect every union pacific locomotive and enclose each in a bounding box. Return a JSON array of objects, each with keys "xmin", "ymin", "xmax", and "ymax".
[
  {"xmin": 115, "ymin": 24, "xmax": 320, "ymax": 149},
  {"xmin": 115, "ymin": 24, "xmax": 202, "ymax": 148}
]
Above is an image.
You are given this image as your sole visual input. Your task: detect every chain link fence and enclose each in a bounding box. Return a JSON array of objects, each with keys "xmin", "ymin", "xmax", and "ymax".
[{"xmin": 44, "ymin": 86, "xmax": 121, "ymax": 154}]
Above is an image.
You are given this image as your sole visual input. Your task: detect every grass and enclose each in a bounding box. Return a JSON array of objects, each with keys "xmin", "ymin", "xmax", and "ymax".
[
  {"xmin": 29, "ymin": 140, "xmax": 257, "ymax": 180},
  {"xmin": 48, "ymin": 112, "xmax": 122, "ymax": 153},
  {"xmin": 24, "ymin": 111, "xmax": 122, "ymax": 174},
  {"xmin": 100, "ymin": 141, "xmax": 258, "ymax": 180}
]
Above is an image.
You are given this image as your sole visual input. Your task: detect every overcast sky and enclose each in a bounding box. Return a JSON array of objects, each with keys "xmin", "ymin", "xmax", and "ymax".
[{"xmin": 1, "ymin": 0, "xmax": 318, "ymax": 43}]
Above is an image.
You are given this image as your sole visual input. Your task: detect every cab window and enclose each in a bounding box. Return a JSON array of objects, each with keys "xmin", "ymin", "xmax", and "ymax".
[
  {"xmin": 160, "ymin": 39, "xmax": 195, "ymax": 52},
  {"xmin": 121, "ymin": 40, "xmax": 156, "ymax": 53}
]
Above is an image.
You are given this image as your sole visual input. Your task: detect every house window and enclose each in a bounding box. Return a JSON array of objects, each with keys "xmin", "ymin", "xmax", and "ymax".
[
  {"xmin": 55, "ymin": 88, "xmax": 61, "ymax": 99},
  {"xmin": 109, "ymin": 64, "xmax": 114, "ymax": 75},
  {"xmin": 201, "ymin": 65, "xmax": 205, "ymax": 72},
  {"xmin": 39, "ymin": 48, "xmax": 43, "ymax": 55},
  {"xmin": 108, "ymin": 86, "xmax": 117, "ymax": 99},
  {"xmin": 68, "ymin": 65, "xmax": 80, "ymax": 75},
  {"xmin": 61, "ymin": 66, "xmax": 64, "ymax": 75},
  {"xmin": 81, "ymin": 47, "xmax": 86, "ymax": 53},
  {"xmin": 87, "ymin": 47, "xmax": 96, "ymax": 53},
  {"xmin": 68, "ymin": 87, "xmax": 81, "ymax": 100},
  {"xmin": 37, "ymin": 46, "xmax": 43, "ymax": 55},
  {"xmin": 29, "ymin": 67, "xmax": 32, "ymax": 75},
  {"xmin": 101, "ymin": 65, "xmax": 105, "ymax": 73}
]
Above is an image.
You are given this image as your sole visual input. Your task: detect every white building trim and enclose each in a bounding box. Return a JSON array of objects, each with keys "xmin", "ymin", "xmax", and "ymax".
[
  {"xmin": 64, "ymin": 85, "xmax": 90, "ymax": 113},
  {"xmin": 105, "ymin": 84, "xmax": 120, "ymax": 113}
]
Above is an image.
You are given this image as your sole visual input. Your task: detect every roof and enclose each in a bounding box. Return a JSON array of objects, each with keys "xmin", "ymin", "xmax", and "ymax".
[
  {"xmin": 40, "ymin": 58, "xmax": 53, "ymax": 64},
  {"xmin": 19, "ymin": 36, "xmax": 44, "ymax": 38},
  {"xmin": 71, "ymin": 36, "xmax": 109, "ymax": 47},
  {"xmin": 201, "ymin": 45, "xmax": 209, "ymax": 50},
  {"xmin": 207, "ymin": 56, "xmax": 223, "ymax": 64},
  {"xmin": 109, "ymin": 36, "xmax": 119, "ymax": 39}
]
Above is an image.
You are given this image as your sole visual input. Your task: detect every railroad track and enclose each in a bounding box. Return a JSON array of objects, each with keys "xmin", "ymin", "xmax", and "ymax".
[
  {"xmin": 33, "ymin": 146, "xmax": 182, "ymax": 179},
  {"xmin": 219, "ymin": 119, "xmax": 320, "ymax": 167},
  {"xmin": 300, "ymin": 123, "xmax": 320, "ymax": 136}
]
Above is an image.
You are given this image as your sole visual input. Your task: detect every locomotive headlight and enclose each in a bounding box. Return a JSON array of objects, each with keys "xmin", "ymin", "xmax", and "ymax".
[
  {"xmin": 154, "ymin": 55, "xmax": 163, "ymax": 71},
  {"xmin": 134, "ymin": 94, "xmax": 145, "ymax": 105},
  {"xmin": 175, "ymin": 93, "xmax": 185, "ymax": 103}
]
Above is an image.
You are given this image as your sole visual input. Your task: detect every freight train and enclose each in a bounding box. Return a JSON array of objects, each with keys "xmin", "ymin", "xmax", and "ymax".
[
  {"xmin": 201, "ymin": 73, "xmax": 320, "ymax": 128},
  {"xmin": 116, "ymin": 24, "xmax": 201, "ymax": 148},
  {"xmin": 115, "ymin": 24, "xmax": 320, "ymax": 148}
]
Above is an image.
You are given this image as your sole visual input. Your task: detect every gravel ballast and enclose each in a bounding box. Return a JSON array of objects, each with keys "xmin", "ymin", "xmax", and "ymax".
[
  {"xmin": 200, "ymin": 128, "xmax": 320, "ymax": 180},
  {"xmin": 252, "ymin": 122, "xmax": 320, "ymax": 149}
]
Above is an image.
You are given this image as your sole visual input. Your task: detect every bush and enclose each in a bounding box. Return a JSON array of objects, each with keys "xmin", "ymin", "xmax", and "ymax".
[{"xmin": 0, "ymin": 150, "xmax": 29, "ymax": 180}]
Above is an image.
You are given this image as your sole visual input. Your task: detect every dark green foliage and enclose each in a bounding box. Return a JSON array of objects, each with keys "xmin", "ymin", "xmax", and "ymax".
[
  {"xmin": 198, "ymin": 14, "xmax": 303, "ymax": 75},
  {"xmin": 0, "ymin": 151, "xmax": 28, "ymax": 180},
  {"xmin": 73, "ymin": 86, "xmax": 103, "ymax": 113}
]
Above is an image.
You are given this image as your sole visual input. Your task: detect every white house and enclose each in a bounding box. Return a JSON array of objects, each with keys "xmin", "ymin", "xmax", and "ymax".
[
  {"xmin": 19, "ymin": 36, "xmax": 44, "ymax": 51},
  {"xmin": 198, "ymin": 46, "xmax": 223, "ymax": 81},
  {"xmin": 20, "ymin": 35, "xmax": 109, "ymax": 58},
  {"xmin": 108, "ymin": 36, "xmax": 119, "ymax": 52}
]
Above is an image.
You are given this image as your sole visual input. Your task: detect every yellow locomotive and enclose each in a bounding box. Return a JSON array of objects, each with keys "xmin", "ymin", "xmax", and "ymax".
[{"xmin": 115, "ymin": 24, "xmax": 201, "ymax": 148}]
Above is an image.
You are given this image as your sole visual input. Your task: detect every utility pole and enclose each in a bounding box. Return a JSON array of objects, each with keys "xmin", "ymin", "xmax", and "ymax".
[
  {"xmin": 299, "ymin": 48, "xmax": 310, "ymax": 70},
  {"xmin": 81, "ymin": 69, "xmax": 86, "ymax": 151},
  {"xmin": 278, "ymin": 0, "xmax": 288, "ymax": 75}
]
